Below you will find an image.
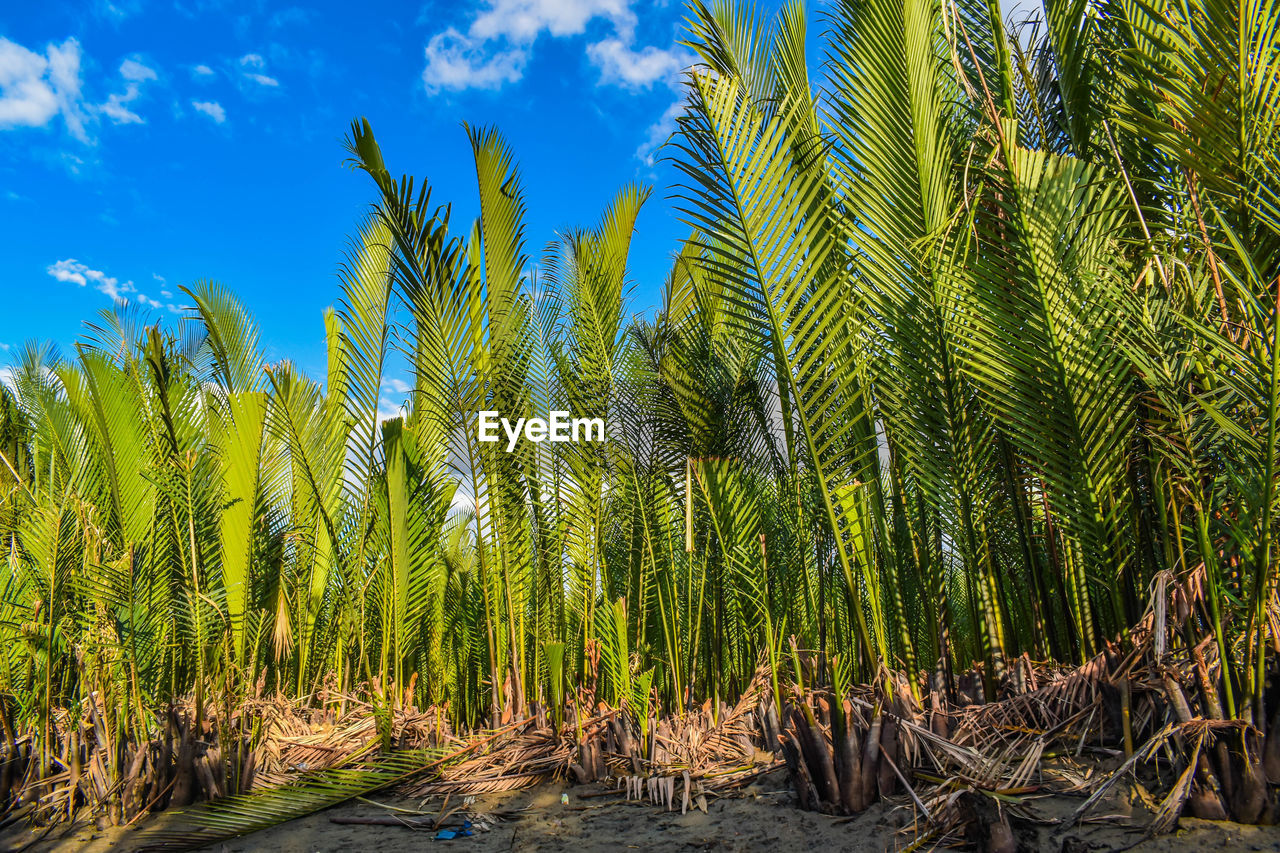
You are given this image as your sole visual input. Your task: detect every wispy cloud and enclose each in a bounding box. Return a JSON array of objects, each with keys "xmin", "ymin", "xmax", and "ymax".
[
  {"xmin": 95, "ymin": 0, "xmax": 141, "ymax": 21},
  {"xmin": 268, "ymin": 7, "xmax": 312, "ymax": 28},
  {"xmin": 636, "ymin": 98, "xmax": 682, "ymax": 167},
  {"xmin": 383, "ymin": 377, "xmax": 413, "ymax": 395},
  {"xmin": 469, "ymin": 0, "xmax": 635, "ymax": 43},
  {"xmin": 237, "ymin": 53, "xmax": 281, "ymax": 89},
  {"xmin": 119, "ymin": 58, "xmax": 156, "ymax": 82},
  {"xmin": 191, "ymin": 99, "xmax": 225, "ymax": 123},
  {"xmin": 48, "ymin": 257, "xmax": 136, "ymax": 299},
  {"xmin": 378, "ymin": 397, "xmax": 404, "ymax": 424},
  {"xmin": 47, "ymin": 258, "xmax": 180, "ymax": 311},
  {"xmin": 100, "ymin": 57, "xmax": 157, "ymax": 125},
  {"xmin": 192, "ymin": 63, "xmax": 215, "ymax": 78},
  {"xmin": 421, "ymin": 0, "xmax": 685, "ymax": 94}
]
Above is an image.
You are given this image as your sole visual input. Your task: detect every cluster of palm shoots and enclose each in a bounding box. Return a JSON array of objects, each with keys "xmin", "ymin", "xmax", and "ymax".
[{"xmin": 0, "ymin": 0, "xmax": 1277, "ymax": 839}]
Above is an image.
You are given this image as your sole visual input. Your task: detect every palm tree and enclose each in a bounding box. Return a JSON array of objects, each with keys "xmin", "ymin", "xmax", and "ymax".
[{"xmin": 0, "ymin": 0, "xmax": 1277, "ymax": 832}]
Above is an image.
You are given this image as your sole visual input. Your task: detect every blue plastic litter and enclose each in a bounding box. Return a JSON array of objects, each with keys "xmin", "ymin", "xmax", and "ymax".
[{"xmin": 434, "ymin": 820, "xmax": 473, "ymax": 840}]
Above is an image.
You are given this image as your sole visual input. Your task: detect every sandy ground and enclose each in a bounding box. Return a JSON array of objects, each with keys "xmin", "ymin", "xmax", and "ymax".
[{"xmin": 7, "ymin": 770, "xmax": 1280, "ymax": 851}]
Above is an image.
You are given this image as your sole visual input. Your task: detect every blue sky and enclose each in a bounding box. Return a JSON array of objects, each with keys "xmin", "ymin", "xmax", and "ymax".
[{"xmin": 0, "ymin": 0, "xmax": 727, "ymax": 381}]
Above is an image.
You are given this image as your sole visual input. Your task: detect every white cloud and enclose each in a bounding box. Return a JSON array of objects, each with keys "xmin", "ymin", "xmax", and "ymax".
[
  {"xmin": 0, "ymin": 36, "xmax": 89, "ymax": 141},
  {"xmin": 0, "ymin": 367, "xmax": 13, "ymax": 391},
  {"xmin": 100, "ymin": 95, "xmax": 142, "ymax": 124},
  {"xmin": 469, "ymin": 0, "xmax": 634, "ymax": 44},
  {"xmin": 587, "ymin": 38, "xmax": 684, "ymax": 88},
  {"xmin": 95, "ymin": 0, "xmax": 141, "ymax": 21},
  {"xmin": 47, "ymin": 258, "xmax": 91, "ymax": 286},
  {"xmin": 44, "ymin": 39, "xmax": 88, "ymax": 141},
  {"xmin": 1, "ymin": 38, "xmax": 160, "ymax": 140},
  {"xmin": 100, "ymin": 58, "xmax": 157, "ymax": 125},
  {"xmin": 418, "ymin": 4, "xmax": 690, "ymax": 167},
  {"xmin": 236, "ymin": 53, "xmax": 280, "ymax": 88},
  {"xmin": 421, "ymin": 0, "xmax": 685, "ymax": 93},
  {"xmin": 423, "ymin": 29, "xmax": 525, "ymax": 92},
  {"xmin": 47, "ymin": 258, "xmax": 136, "ymax": 300},
  {"xmin": 192, "ymin": 64, "xmax": 214, "ymax": 77},
  {"xmin": 384, "ymin": 377, "xmax": 412, "ymax": 395},
  {"xmin": 191, "ymin": 99, "xmax": 225, "ymax": 123},
  {"xmin": 377, "ymin": 397, "xmax": 404, "ymax": 424},
  {"xmin": 0, "ymin": 40, "xmax": 59, "ymax": 128},
  {"xmin": 48, "ymin": 258, "xmax": 177, "ymax": 310},
  {"xmin": 119, "ymin": 58, "xmax": 156, "ymax": 82},
  {"xmin": 636, "ymin": 98, "xmax": 681, "ymax": 167},
  {"xmin": 0, "ymin": 342, "xmax": 10, "ymax": 351}
]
